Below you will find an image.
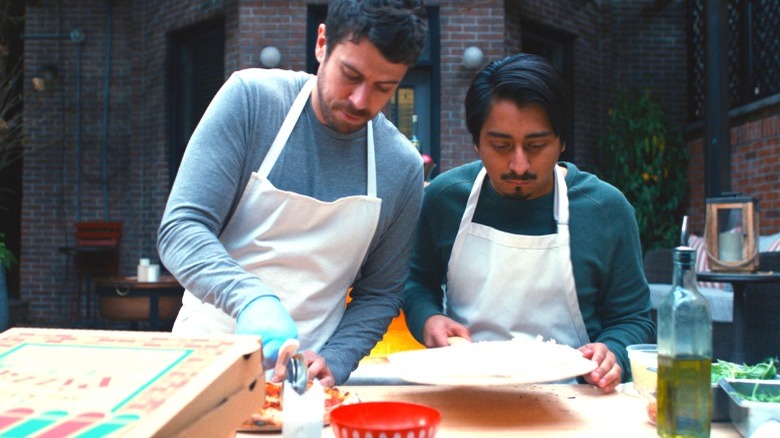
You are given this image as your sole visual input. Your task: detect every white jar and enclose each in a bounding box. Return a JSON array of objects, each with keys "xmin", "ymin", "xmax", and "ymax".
[{"xmin": 137, "ymin": 258, "xmax": 150, "ymax": 282}]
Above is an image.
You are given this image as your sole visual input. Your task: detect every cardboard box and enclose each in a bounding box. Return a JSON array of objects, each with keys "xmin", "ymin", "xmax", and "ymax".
[{"xmin": 0, "ymin": 328, "xmax": 265, "ymax": 437}]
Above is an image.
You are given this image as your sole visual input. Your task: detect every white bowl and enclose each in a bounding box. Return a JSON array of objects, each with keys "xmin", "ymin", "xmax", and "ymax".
[{"xmin": 627, "ymin": 344, "xmax": 657, "ymax": 397}]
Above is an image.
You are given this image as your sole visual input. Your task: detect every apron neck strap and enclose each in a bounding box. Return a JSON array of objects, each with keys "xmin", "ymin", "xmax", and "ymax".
[
  {"xmin": 459, "ymin": 165, "xmax": 569, "ymax": 232},
  {"xmin": 366, "ymin": 120, "xmax": 376, "ymax": 196},
  {"xmin": 259, "ymin": 77, "xmax": 376, "ymax": 197},
  {"xmin": 456, "ymin": 167, "xmax": 487, "ymax": 233},
  {"xmin": 553, "ymin": 164, "xmax": 569, "ymax": 226},
  {"xmin": 259, "ymin": 78, "xmax": 317, "ymax": 177}
]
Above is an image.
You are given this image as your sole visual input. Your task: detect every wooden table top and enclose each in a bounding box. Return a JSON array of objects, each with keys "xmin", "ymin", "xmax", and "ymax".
[
  {"xmin": 236, "ymin": 383, "xmax": 739, "ymax": 437},
  {"xmin": 93, "ymin": 274, "xmax": 182, "ymax": 289}
]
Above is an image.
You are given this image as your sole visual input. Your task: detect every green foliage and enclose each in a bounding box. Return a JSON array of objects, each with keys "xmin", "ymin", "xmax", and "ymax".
[
  {"xmin": 0, "ymin": 1, "xmax": 23, "ymax": 272},
  {"xmin": 0, "ymin": 60, "xmax": 23, "ymax": 171},
  {"xmin": 0, "ymin": 27, "xmax": 23, "ymax": 172},
  {"xmin": 597, "ymin": 89, "xmax": 688, "ymax": 252},
  {"xmin": 0, "ymin": 232, "xmax": 17, "ymax": 271}
]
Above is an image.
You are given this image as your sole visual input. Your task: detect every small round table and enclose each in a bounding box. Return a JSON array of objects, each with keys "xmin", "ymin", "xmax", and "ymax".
[
  {"xmin": 93, "ymin": 275, "xmax": 184, "ymax": 331},
  {"xmin": 696, "ymin": 271, "xmax": 780, "ymax": 363}
]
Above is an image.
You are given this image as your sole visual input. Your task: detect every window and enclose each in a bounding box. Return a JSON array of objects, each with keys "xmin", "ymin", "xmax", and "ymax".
[
  {"xmin": 689, "ymin": 0, "xmax": 780, "ymax": 120},
  {"xmin": 167, "ymin": 18, "xmax": 225, "ymax": 186}
]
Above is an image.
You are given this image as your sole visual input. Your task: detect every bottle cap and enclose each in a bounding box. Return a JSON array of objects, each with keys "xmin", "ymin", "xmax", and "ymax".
[
  {"xmin": 139, "ymin": 258, "xmax": 150, "ymax": 266},
  {"xmin": 673, "ymin": 246, "xmax": 696, "ymax": 264}
]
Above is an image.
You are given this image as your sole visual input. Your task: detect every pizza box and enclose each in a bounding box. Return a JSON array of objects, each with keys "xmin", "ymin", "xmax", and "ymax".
[{"xmin": 0, "ymin": 327, "xmax": 265, "ymax": 437}]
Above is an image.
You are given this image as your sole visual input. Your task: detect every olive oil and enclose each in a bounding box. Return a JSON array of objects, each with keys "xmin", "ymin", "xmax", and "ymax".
[
  {"xmin": 657, "ymin": 355, "xmax": 712, "ymax": 437},
  {"xmin": 656, "ymin": 246, "xmax": 712, "ymax": 438}
]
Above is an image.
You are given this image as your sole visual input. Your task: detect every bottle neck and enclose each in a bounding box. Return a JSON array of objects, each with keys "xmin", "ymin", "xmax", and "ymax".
[
  {"xmin": 672, "ymin": 256, "xmax": 698, "ymax": 291},
  {"xmin": 671, "ymin": 246, "xmax": 698, "ymax": 289}
]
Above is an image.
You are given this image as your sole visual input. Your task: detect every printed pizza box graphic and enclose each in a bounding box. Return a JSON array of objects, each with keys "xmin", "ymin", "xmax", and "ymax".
[{"xmin": 0, "ymin": 328, "xmax": 265, "ymax": 437}]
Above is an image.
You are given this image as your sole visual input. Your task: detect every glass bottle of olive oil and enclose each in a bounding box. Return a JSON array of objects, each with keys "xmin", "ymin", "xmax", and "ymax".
[
  {"xmin": 410, "ymin": 114, "xmax": 422, "ymax": 153},
  {"xmin": 657, "ymin": 246, "xmax": 712, "ymax": 437}
]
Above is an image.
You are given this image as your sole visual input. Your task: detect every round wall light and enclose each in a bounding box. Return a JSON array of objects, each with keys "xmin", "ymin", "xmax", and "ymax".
[
  {"xmin": 462, "ymin": 46, "xmax": 484, "ymax": 69},
  {"xmin": 260, "ymin": 46, "xmax": 281, "ymax": 68}
]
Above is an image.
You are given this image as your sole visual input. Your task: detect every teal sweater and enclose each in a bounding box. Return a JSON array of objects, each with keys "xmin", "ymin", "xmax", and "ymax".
[{"xmin": 402, "ymin": 161, "xmax": 655, "ymax": 381}]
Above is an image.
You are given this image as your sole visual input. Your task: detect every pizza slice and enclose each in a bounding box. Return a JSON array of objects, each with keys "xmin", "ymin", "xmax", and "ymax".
[{"xmin": 240, "ymin": 381, "xmax": 356, "ymax": 430}]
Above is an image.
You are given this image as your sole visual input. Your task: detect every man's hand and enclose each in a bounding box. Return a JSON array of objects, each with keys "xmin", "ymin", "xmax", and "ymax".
[
  {"xmin": 422, "ymin": 315, "xmax": 472, "ymax": 348},
  {"xmin": 302, "ymin": 350, "xmax": 335, "ymax": 388},
  {"xmin": 236, "ymin": 295, "xmax": 298, "ymax": 370},
  {"xmin": 578, "ymin": 343, "xmax": 622, "ymax": 393}
]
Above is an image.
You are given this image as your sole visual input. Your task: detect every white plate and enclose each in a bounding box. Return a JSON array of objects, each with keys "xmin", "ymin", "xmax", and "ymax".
[{"xmin": 387, "ymin": 338, "xmax": 597, "ymax": 386}]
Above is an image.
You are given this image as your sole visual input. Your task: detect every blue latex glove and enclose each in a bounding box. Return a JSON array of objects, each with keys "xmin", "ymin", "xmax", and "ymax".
[{"xmin": 236, "ymin": 295, "xmax": 298, "ymax": 370}]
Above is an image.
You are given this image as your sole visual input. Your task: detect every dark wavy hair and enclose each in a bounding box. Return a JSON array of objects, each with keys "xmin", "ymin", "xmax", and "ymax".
[
  {"xmin": 465, "ymin": 53, "xmax": 569, "ymax": 147},
  {"xmin": 325, "ymin": 0, "xmax": 428, "ymax": 65}
]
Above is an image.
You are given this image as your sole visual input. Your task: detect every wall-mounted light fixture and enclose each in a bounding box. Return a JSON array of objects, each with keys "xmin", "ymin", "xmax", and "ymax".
[
  {"xmin": 32, "ymin": 63, "xmax": 59, "ymax": 91},
  {"xmin": 462, "ymin": 46, "xmax": 484, "ymax": 69},
  {"xmin": 259, "ymin": 46, "xmax": 281, "ymax": 68}
]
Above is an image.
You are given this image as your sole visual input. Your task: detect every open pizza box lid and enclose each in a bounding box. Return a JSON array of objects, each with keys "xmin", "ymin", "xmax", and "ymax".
[{"xmin": 0, "ymin": 327, "xmax": 265, "ymax": 437}]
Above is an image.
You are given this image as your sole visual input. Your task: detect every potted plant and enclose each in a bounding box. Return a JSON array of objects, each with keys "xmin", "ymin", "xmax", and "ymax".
[
  {"xmin": 0, "ymin": 232, "xmax": 15, "ymax": 267},
  {"xmin": 1, "ymin": 25, "xmax": 23, "ymax": 330},
  {"xmin": 0, "ymin": 232, "xmax": 16, "ymax": 330},
  {"xmin": 597, "ymin": 88, "xmax": 688, "ymax": 252}
]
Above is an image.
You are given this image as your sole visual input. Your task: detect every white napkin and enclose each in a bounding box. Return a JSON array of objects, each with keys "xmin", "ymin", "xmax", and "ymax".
[{"xmin": 282, "ymin": 379, "xmax": 325, "ymax": 438}]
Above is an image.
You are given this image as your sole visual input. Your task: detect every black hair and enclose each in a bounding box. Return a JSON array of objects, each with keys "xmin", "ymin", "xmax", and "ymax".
[
  {"xmin": 465, "ymin": 53, "xmax": 569, "ymax": 147},
  {"xmin": 325, "ymin": 0, "xmax": 428, "ymax": 65}
]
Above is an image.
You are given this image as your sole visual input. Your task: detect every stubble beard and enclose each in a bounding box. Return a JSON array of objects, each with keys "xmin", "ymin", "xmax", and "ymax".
[{"xmin": 315, "ymin": 75, "xmax": 369, "ymax": 135}]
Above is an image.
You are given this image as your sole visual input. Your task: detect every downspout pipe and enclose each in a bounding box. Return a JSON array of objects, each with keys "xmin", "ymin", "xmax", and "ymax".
[
  {"xmin": 704, "ymin": 0, "xmax": 730, "ymax": 197},
  {"xmin": 102, "ymin": 2, "xmax": 113, "ymax": 221},
  {"xmin": 20, "ymin": 29, "xmax": 85, "ymax": 220}
]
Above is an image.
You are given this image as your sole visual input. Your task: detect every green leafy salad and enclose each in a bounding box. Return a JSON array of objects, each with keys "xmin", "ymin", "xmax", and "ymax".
[
  {"xmin": 712, "ymin": 358, "xmax": 780, "ymax": 403},
  {"xmin": 712, "ymin": 358, "xmax": 777, "ymax": 381}
]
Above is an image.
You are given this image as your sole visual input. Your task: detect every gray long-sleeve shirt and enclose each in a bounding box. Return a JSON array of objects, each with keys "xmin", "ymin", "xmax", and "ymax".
[{"xmin": 158, "ymin": 68, "xmax": 423, "ymax": 383}]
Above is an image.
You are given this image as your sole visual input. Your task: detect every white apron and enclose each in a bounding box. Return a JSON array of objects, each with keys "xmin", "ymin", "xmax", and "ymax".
[
  {"xmin": 174, "ymin": 78, "xmax": 381, "ymax": 352},
  {"xmin": 446, "ymin": 165, "xmax": 590, "ymax": 349}
]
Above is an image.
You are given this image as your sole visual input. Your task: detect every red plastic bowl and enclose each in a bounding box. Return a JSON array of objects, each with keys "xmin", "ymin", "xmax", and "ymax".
[{"xmin": 330, "ymin": 401, "xmax": 441, "ymax": 438}]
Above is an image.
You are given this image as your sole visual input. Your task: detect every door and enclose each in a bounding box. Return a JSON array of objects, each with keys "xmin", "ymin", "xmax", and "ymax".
[
  {"xmin": 167, "ymin": 18, "xmax": 225, "ymax": 186},
  {"xmin": 522, "ymin": 21, "xmax": 575, "ymax": 163},
  {"xmin": 388, "ymin": 70, "xmax": 431, "ymax": 155}
]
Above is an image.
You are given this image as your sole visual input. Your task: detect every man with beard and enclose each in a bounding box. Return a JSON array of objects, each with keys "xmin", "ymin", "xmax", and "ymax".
[
  {"xmin": 402, "ymin": 53, "xmax": 654, "ymax": 393},
  {"xmin": 158, "ymin": 0, "xmax": 427, "ymax": 386}
]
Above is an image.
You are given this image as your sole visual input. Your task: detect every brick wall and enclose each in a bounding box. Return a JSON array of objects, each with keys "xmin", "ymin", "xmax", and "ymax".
[
  {"xmin": 21, "ymin": 0, "xmax": 236, "ymax": 325},
  {"xmin": 20, "ymin": 0, "xmax": 774, "ymax": 326},
  {"xmin": 608, "ymin": 1, "xmax": 689, "ymax": 129},
  {"xmin": 686, "ymin": 106, "xmax": 780, "ymax": 235},
  {"xmin": 23, "ymin": 0, "xmax": 125, "ymax": 324},
  {"xmin": 506, "ymin": 0, "xmax": 610, "ymax": 170},
  {"xmin": 434, "ymin": 1, "xmax": 505, "ymax": 171}
]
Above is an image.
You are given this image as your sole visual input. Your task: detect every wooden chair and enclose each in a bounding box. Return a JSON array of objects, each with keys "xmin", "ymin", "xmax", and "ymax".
[
  {"xmin": 75, "ymin": 221, "xmax": 122, "ymax": 247},
  {"xmin": 61, "ymin": 221, "xmax": 122, "ymax": 324}
]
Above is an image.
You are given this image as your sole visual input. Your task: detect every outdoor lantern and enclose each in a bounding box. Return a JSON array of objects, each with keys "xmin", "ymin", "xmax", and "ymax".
[{"xmin": 705, "ymin": 194, "xmax": 759, "ymax": 272}]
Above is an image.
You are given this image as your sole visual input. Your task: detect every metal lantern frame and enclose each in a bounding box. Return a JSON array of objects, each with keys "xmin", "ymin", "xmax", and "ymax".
[{"xmin": 704, "ymin": 195, "xmax": 759, "ymax": 272}]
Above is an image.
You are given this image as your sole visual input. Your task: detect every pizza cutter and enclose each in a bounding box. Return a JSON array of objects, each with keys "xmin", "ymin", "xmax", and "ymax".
[
  {"xmin": 273, "ymin": 338, "xmax": 300, "ymax": 382},
  {"xmin": 285, "ymin": 352, "xmax": 308, "ymax": 395}
]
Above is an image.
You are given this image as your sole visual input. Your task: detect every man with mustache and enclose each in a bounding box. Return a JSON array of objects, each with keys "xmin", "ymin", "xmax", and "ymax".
[
  {"xmin": 402, "ymin": 53, "xmax": 654, "ymax": 393},
  {"xmin": 158, "ymin": 0, "xmax": 427, "ymax": 386}
]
